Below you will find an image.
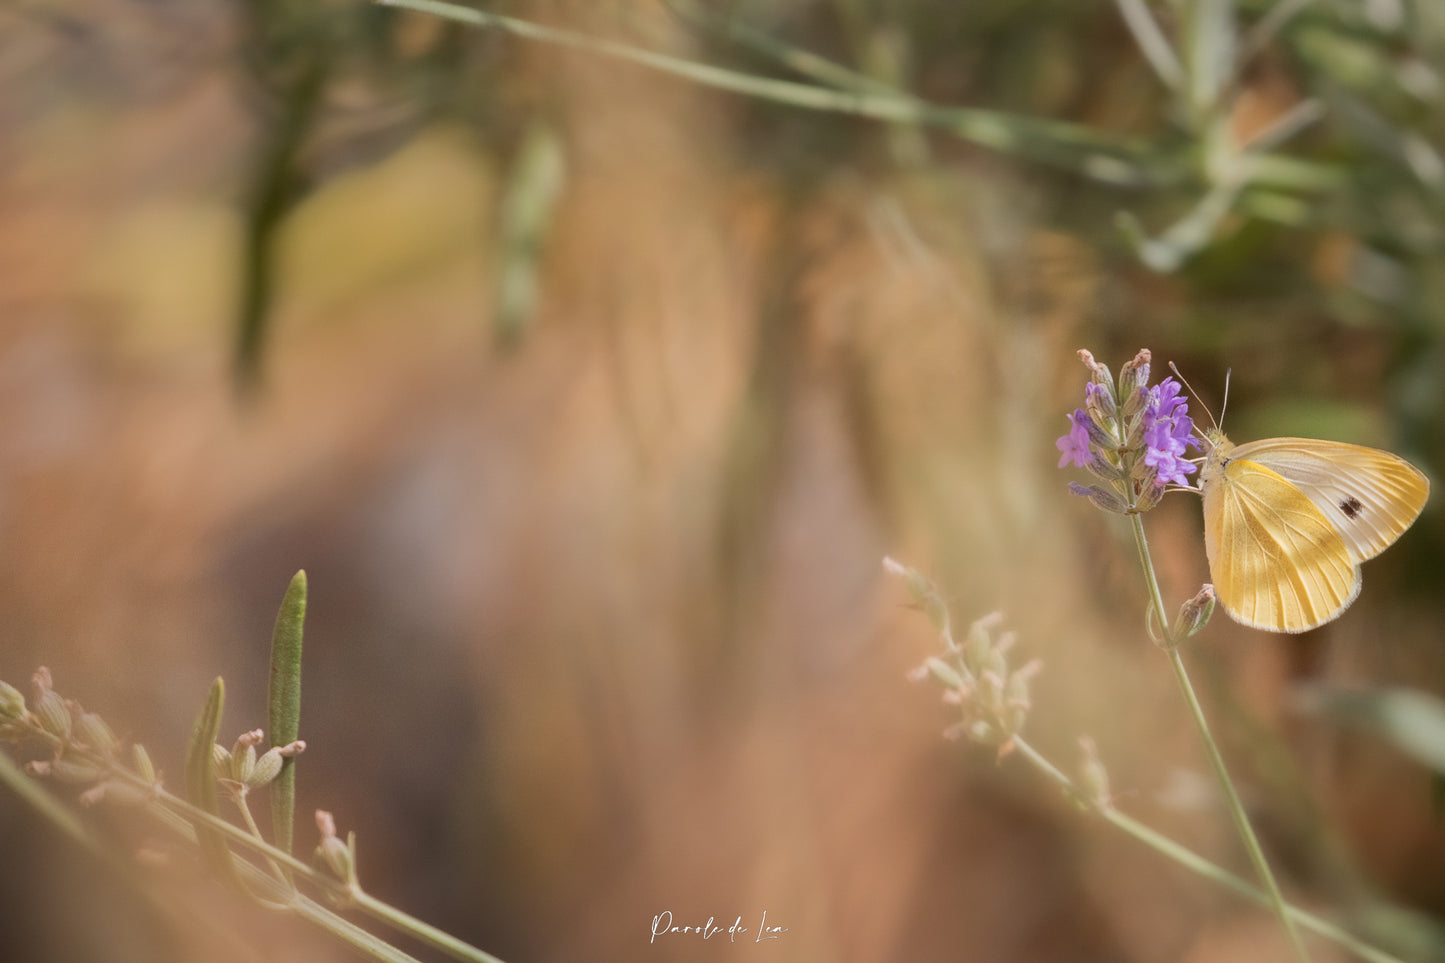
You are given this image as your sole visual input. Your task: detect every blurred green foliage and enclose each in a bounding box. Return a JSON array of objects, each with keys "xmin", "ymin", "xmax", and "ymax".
[{"xmin": 244, "ymin": 0, "xmax": 1445, "ymax": 411}]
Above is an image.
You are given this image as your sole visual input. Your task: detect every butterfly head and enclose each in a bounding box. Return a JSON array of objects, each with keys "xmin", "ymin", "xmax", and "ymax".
[{"xmin": 1197, "ymin": 428, "xmax": 1234, "ymax": 487}]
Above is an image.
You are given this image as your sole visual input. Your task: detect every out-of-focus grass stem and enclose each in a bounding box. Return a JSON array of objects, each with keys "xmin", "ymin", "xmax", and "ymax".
[
  {"xmin": 1127, "ymin": 508, "xmax": 1313, "ymax": 963},
  {"xmin": 1010, "ymin": 737, "xmax": 1405, "ymax": 963}
]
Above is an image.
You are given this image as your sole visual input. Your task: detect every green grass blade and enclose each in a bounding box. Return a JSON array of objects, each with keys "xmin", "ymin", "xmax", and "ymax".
[{"xmin": 376, "ymin": 0, "xmax": 1161, "ymax": 183}]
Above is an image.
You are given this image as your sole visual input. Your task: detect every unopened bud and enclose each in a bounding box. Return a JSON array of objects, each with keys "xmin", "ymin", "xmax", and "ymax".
[
  {"xmin": 882, "ymin": 558, "xmax": 949, "ymax": 632},
  {"xmin": 1132, "ymin": 478, "xmax": 1164, "ymax": 513},
  {"xmin": 132, "ymin": 744, "xmax": 157, "ymax": 784},
  {"xmin": 1117, "ymin": 348, "xmax": 1151, "ymax": 407},
  {"xmin": 50, "ymin": 758, "xmax": 104, "ymax": 784},
  {"xmin": 0, "ymin": 680, "xmax": 26, "ymax": 720},
  {"xmin": 1082, "ymin": 381, "xmax": 1118, "ymax": 430},
  {"xmin": 234, "ymin": 742, "xmax": 257, "ymax": 785},
  {"xmin": 964, "ymin": 619, "xmax": 993, "ymax": 668},
  {"xmin": 246, "ymin": 740, "xmax": 304, "ymax": 789},
  {"xmin": 34, "ymin": 689, "xmax": 71, "ymax": 742},
  {"xmin": 246, "ymin": 747, "xmax": 284, "ymax": 789},
  {"xmin": 1172, "ymin": 584, "xmax": 1216, "ymax": 639},
  {"xmin": 314, "ymin": 810, "xmax": 358, "ymax": 890},
  {"xmin": 922, "ymin": 657, "xmax": 967, "ymax": 691},
  {"xmin": 1077, "ymin": 349, "xmax": 1114, "ymax": 392},
  {"xmin": 74, "ymin": 711, "xmax": 118, "ymax": 756},
  {"xmin": 1067, "ymin": 482, "xmax": 1128, "ymax": 514}
]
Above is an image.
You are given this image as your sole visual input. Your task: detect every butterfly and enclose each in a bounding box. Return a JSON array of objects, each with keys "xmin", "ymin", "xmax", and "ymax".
[{"xmin": 1200, "ymin": 432, "xmax": 1429, "ymax": 633}]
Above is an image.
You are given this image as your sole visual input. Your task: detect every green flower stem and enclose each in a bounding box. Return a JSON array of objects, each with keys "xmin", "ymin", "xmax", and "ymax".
[
  {"xmin": 290, "ymin": 895, "xmax": 431, "ymax": 963},
  {"xmin": 147, "ymin": 787, "xmax": 509, "ymax": 963},
  {"xmin": 0, "ymin": 714, "xmax": 507, "ymax": 963},
  {"xmin": 1129, "ymin": 511, "xmax": 1312, "ymax": 963},
  {"xmin": 1009, "ymin": 738, "xmax": 1403, "ymax": 963},
  {"xmin": 0, "ymin": 746, "xmax": 103, "ymax": 855},
  {"xmin": 351, "ymin": 890, "xmax": 510, "ymax": 963},
  {"xmin": 231, "ymin": 791, "xmax": 292, "ymax": 895},
  {"xmin": 0, "ymin": 753, "xmax": 290, "ymax": 962}
]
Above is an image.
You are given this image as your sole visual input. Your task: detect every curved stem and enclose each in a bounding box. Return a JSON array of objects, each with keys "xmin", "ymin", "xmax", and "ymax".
[
  {"xmin": 1009, "ymin": 739, "xmax": 1402, "ymax": 963},
  {"xmin": 1128, "ymin": 512, "xmax": 1312, "ymax": 962},
  {"xmin": 232, "ymin": 791, "xmax": 292, "ymax": 893}
]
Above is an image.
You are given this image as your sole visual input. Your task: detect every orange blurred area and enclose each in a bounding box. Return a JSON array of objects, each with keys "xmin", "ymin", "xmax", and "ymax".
[{"xmin": 1, "ymin": 2, "xmax": 1443, "ymax": 962}]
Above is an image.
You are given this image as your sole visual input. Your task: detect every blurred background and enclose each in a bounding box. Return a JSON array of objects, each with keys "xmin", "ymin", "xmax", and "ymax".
[{"xmin": 1, "ymin": 1, "xmax": 1444, "ymax": 960}]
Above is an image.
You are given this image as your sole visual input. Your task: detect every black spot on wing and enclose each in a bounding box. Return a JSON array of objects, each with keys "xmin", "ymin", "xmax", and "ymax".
[{"xmin": 1340, "ymin": 496, "xmax": 1363, "ymax": 519}]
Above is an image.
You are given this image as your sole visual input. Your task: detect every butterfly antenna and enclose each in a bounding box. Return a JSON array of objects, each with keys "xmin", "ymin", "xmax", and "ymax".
[
  {"xmin": 1218, "ymin": 368, "xmax": 1231, "ymax": 431},
  {"xmin": 1167, "ymin": 361, "xmax": 1219, "ymax": 432}
]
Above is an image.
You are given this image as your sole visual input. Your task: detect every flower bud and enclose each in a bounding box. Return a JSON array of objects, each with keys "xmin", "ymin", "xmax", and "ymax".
[
  {"xmin": 234, "ymin": 742, "xmax": 257, "ymax": 785},
  {"xmin": 34, "ymin": 689, "xmax": 71, "ymax": 742},
  {"xmin": 1082, "ymin": 381, "xmax": 1118, "ymax": 430},
  {"xmin": 1117, "ymin": 348, "xmax": 1151, "ymax": 403},
  {"xmin": 882, "ymin": 558, "xmax": 949, "ymax": 632},
  {"xmin": 1076, "ymin": 349, "xmax": 1113, "ymax": 392},
  {"xmin": 1172, "ymin": 584, "xmax": 1217, "ymax": 639},
  {"xmin": 314, "ymin": 810, "xmax": 358, "ymax": 890},
  {"xmin": 74, "ymin": 711, "xmax": 118, "ymax": 756},
  {"xmin": 51, "ymin": 758, "xmax": 104, "ymax": 785},
  {"xmin": 247, "ymin": 747, "xmax": 285, "ymax": 789},
  {"xmin": 1132, "ymin": 478, "xmax": 1164, "ymax": 512},
  {"xmin": 922, "ymin": 657, "xmax": 967, "ymax": 691},
  {"xmin": 1067, "ymin": 482, "xmax": 1128, "ymax": 514},
  {"xmin": 0, "ymin": 680, "xmax": 26, "ymax": 720},
  {"xmin": 132, "ymin": 744, "xmax": 157, "ymax": 785},
  {"xmin": 1076, "ymin": 409, "xmax": 1116, "ymax": 451},
  {"xmin": 964, "ymin": 621, "xmax": 993, "ymax": 669}
]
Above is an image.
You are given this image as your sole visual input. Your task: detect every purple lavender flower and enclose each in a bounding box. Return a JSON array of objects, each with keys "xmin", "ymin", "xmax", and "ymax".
[
  {"xmin": 1143, "ymin": 445, "xmax": 1193, "ymax": 487},
  {"xmin": 1139, "ymin": 377, "xmax": 1201, "ymax": 487},
  {"xmin": 1058, "ymin": 351, "xmax": 1204, "ymax": 511},
  {"xmin": 1055, "ymin": 410, "xmax": 1093, "ymax": 468}
]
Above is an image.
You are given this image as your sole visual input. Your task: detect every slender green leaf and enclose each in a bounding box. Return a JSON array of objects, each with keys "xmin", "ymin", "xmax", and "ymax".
[
  {"xmin": 664, "ymin": 0, "xmax": 899, "ymax": 96},
  {"xmin": 268, "ymin": 570, "xmax": 307, "ymax": 856},
  {"xmin": 494, "ymin": 121, "xmax": 566, "ymax": 347},
  {"xmin": 376, "ymin": 0, "xmax": 1161, "ymax": 183},
  {"xmin": 1117, "ymin": 176, "xmax": 1245, "ymax": 272},
  {"xmin": 1115, "ymin": 0, "xmax": 1185, "ymax": 91},
  {"xmin": 1185, "ymin": 0, "xmax": 1236, "ymax": 121},
  {"xmin": 185, "ymin": 677, "xmax": 236, "ymax": 883}
]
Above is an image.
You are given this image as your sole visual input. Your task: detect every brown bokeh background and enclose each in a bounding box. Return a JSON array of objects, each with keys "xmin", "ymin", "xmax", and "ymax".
[{"xmin": 1, "ymin": 2, "xmax": 1443, "ymax": 961}]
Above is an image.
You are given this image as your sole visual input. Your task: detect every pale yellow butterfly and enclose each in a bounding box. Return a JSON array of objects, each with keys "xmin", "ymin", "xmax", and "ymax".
[{"xmin": 1199, "ymin": 431, "xmax": 1429, "ymax": 633}]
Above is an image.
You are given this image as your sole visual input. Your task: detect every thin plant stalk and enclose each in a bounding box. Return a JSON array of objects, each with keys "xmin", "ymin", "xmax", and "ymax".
[
  {"xmin": 1008, "ymin": 739, "xmax": 1404, "ymax": 963},
  {"xmin": 377, "ymin": 0, "xmax": 1171, "ymax": 185},
  {"xmin": 2, "ymin": 703, "xmax": 508, "ymax": 963},
  {"xmin": 1128, "ymin": 511, "xmax": 1313, "ymax": 963}
]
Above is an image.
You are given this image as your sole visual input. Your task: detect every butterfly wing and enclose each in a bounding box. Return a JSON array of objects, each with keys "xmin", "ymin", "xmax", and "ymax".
[
  {"xmin": 1229, "ymin": 438, "xmax": 1429, "ymax": 563},
  {"xmin": 1203, "ymin": 456, "xmax": 1361, "ymax": 633}
]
